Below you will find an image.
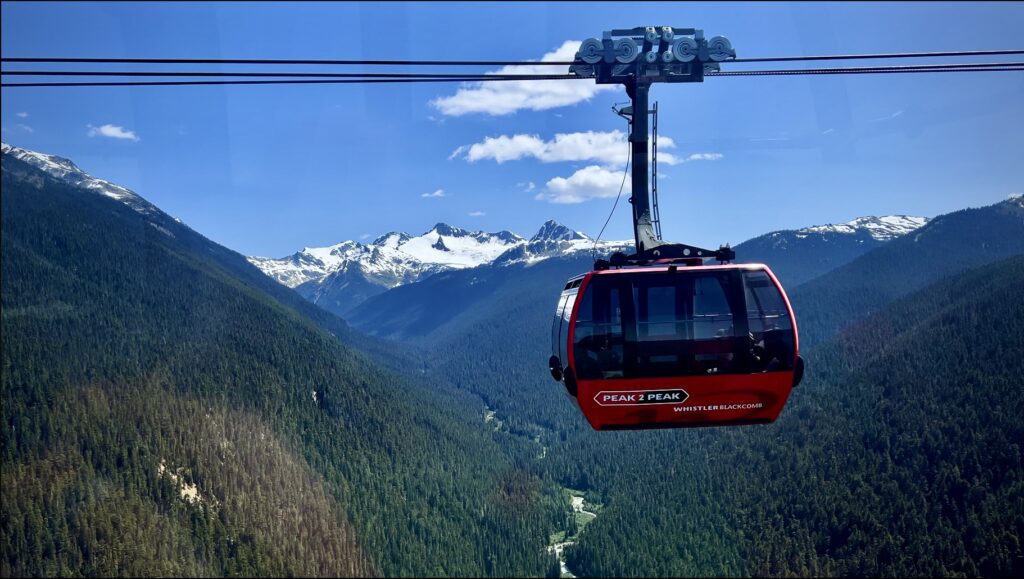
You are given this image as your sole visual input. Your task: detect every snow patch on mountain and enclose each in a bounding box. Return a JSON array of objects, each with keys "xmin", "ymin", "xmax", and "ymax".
[
  {"xmin": 801, "ymin": 215, "xmax": 929, "ymax": 241},
  {"xmin": 495, "ymin": 220, "xmax": 629, "ymax": 266},
  {"xmin": 1, "ymin": 142, "xmax": 157, "ymax": 215},
  {"xmin": 530, "ymin": 220, "xmax": 586, "ymax": 243}
]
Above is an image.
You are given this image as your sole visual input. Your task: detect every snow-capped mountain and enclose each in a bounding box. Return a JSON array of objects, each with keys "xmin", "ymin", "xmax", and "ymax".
[
  {"xmin": 249, "ymin": 220, "xmax": 629, "ymax": 315},
  {"xmin": 251, "ymin": 224, "xmax": 523, "ymax": 288},
  {"xmin": 800, "ymin": 215, "xmax": 929, "ymax": 241},
  {"xmin": 1, "ymin": 142, "xmax": 159, "ymax": 216},
  {"xmin": 248, "ymin": 220, "xmax": 629, "ymax": 288},
  {"xmin": 493, "ymin": 221, "xmax": 630, "ymax": 266},
  {"xmin": 735, "ymin": 214, "xmax": 929, "ymax": 286},
  {"xmin": 252, "ymin": 212, "xmax": 932, "ymax": 316}
]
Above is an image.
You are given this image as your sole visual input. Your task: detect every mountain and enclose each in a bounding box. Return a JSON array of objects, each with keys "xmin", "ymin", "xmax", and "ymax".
[
  {"xmin": 255, "ymin": 208, "xmax": 926, "ymax": 318},
  {"xmin": 5, "ymin": 140, "xmax": 1022, "ymax": 578},
  {"xmin": 1, "ymin": 144, "xmax": 561, "ymax": 577},
  {"xmin": 735, "ymin": 215, "xmax": 928, "ymax": 286},
  {"xmin": 351, "ymin": 198, "xmax": 1024, "ymax": 575},
  {"xmin": 346, "ymin": 196, "xmax": 1023, "ymax": 575},
  {"xmin": 290, "ymin": 224, "xmax": 524, "ymax": 316},
  {"xmin": 250, "ymin": 224, "xmax": 524, "ymax": 290},
  {"xmin": 344, "ymin": 212, "xmax": 931, "ymax": 345},
  {"xmin": 349, "ymin": 253, "xmax": 589, "ymax": 339},
  {"xmin": 1, "ymin": 142, "xmax": 160, "ymax": 216},
  {"xmin": 250, "ymin": 219, "xmax": 628, "ymax": 316},
  {"xmin": 790, "ymin": 195, "xmax": 1024, "ymax": 347},
  {"xmin": 348, "ymin": 197, "xmax": 1018, "ymax": 417},
  {"xmin": 0, "ymin": 143, "xmax": 361, "ymax": 343}
]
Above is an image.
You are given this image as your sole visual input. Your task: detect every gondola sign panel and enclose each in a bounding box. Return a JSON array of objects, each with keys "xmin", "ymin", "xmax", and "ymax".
[{"xmin": 594, "ymin": 389, "xmax": 689, "ymax": 407}]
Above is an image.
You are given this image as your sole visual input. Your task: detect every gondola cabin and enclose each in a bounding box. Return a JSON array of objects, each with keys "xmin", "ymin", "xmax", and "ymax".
[{"xmin": 549, "ymin": 262, "xmax": 803, "ymax": 430}]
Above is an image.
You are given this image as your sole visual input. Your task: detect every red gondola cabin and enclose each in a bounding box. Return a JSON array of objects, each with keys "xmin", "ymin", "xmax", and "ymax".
[{"xmin": 549, "ymin": 263, "xmax": 803, "ymax": 430}]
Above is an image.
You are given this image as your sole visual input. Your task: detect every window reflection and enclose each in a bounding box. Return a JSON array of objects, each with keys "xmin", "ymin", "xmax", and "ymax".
[{"xmin": 572, "ymin": 269, "xmax": 795, "ymax": 380}]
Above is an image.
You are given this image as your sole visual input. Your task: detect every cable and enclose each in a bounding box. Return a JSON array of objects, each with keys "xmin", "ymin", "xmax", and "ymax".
[
  {"xmin": 723, "ymin": 61, "xmax": 1024, "ymax": 72},
  {"xmin": 711, "ymin": 68, "xmax": 1024, "ymax": 77},
  {"xmin": 593, "ymin": 138, "xmax": 632, "ymax": 260},
  {"xmin": 731, "ymin": 49, "xmax": 1024, "ymax": 63},
  {"xmin": 0, "ymin": 76, "xmax": 581, "ymax": 88},
  {"xmin": 4, "ymin": 61, "xmax": 1017, "ymax": 79},
  {"xmin": 709, "ymin": 63, "xmax": 1024, "ymax": 77},
  {"xmin": 4, "ymin": 49, "xmax": 1023, "ymax": 67},
  {"xmin": 0, "ymin": 70, "xmax": 581, "ymax": 78},
  {"xmin": 0, "ymin": 56, "xmax": 578, "ymax": 66},
  {"xmin": 725, "ymin": 61, "xmax": 1024, "ymax": 72},
  {"xmin": 3, "ymin": 63, "xmax": 1021, "ymax": 88}
]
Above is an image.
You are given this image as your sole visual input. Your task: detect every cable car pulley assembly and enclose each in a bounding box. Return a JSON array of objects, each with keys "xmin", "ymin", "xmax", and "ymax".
[{"xmin": 549, "ymin": 28, "xmax": 804, "ymax": 431}]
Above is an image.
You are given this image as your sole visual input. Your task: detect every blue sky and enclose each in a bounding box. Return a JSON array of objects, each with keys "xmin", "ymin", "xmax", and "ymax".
[{"xmin": 2, "ymin": 1, "xmax": 1022, "ymax": 257}]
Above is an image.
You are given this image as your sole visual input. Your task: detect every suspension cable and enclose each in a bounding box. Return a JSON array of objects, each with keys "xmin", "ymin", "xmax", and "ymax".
[
  {"xmin": 592, "ymin": 133, "xmax": 632, "ymax": 260},
  {"xmin": 3, "ymin": 63, "xmax": 1021, "ymax": 88},
  {"xmin": 3, "ymin": 49, "xmax": 1023, "ymax": 67}
]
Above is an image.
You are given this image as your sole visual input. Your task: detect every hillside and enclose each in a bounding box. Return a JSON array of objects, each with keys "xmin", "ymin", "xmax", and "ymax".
[
  {"xmin": 790, "ymin": 195, "xmax": 1024, "ymax": 347},
  {"xmin": 346, "ymin": 208, "xmax": 940, "ymax": 345},
  {"xmin": 344, "ymin": 195, "xmax": 1024, "ymax": 576},
  {"xmin": 0, "ymin": 150, "xmax": 562, "ymax": 577},
  {"xmin": 734, "ymin": 215, "xmax": 927, "ymax": 286},
  {"xmin": 0, "ymin": 142, "xmax": 361, "ymax": 344},
  {"xmin": 4, "ymin": 139, "xmax": 1021, "ymax": 578}
]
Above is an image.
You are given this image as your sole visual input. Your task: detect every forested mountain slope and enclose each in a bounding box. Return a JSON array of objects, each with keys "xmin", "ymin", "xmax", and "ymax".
[
  {"xmin": 349, "ymin": 255, "xmax": 595, "ymax": 435},
  {"xmin": 732, "ymin": 215, "xmax": 926, "ymax": 287},
  {"xmin": 347, "ymin": 196, "xmax": 1024, "ymax": 577},
  {"xmin": 0, "ymin": 152, "xmax": 562, "ymax": 577},
  {"xmin": 0, "ymin": 143, "xmax": 363, "ymax": 345},
  {"xmin": 348, "ymin": 197, "xmax": 1022, "ymax": 438},
  {"xmin": 790, "ymin": 195, "xmax": 1024, "ymax": 347}
]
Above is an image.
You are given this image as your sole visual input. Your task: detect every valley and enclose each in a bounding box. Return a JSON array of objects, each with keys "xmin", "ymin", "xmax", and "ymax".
[{"xmin": 547, "ymin": 491, "xmax": 600, "ymax": 578}]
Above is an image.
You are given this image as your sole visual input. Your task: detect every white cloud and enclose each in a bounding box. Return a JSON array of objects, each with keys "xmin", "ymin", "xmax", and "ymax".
[
  {"xmin": 870, "ymin": 109, "xmax": 904, "ymax": 123},
  {"xmin": 534, "ymin": 151, "xmax": 722, "ymax": 204},
  {"xmin": 538, "ymin": 165, "xmax": 630, "ymax": 204},
  {"xmin": 431, "ymin": 41, "xmax": 618, "ymax": 116},
  {"xmin": 16, "ymin": 124, "xmax": 34, "ymax": 133},
  {"xmin": 16, "ymin": 112, "xmax": 28, "ymax": 118},
  {"xmin": 360, "ymin": 233, "xmax": 371, "ymax": 239},
  {"xmin": 468, "ymin": 211, "xmax": 486, "ymax": 217},
  {"xmin": 454, "ymin": 130, "xmax": 681, "ymax": 166},
  {"xmin": 447, "ymin": 145, "xmax": 468, "ymax": 161},
  {"xmin": 87, "ymin": 124, "xmax": 139, "ymax": 142},
  {"xmin": 681, "ymin": 153, "xmax": 723, "ymax": 162},
  {"xmin": 421, "ymin": 189, "xmax": 447, "ymax": 198},
  {"xmin": 461, "ymin": 134, "xmax": 545, "ymax": 163},
  {"xmin": 450, "ymin": 129, "xmax": 719, "ymax": 205}
]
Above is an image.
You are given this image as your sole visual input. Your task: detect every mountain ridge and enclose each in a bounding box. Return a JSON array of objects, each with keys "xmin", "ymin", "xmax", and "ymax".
[
  {"xmin": 252, "ymin": 213, "xmax": 930, "ymax": 292},
  {"xmin": 252, "ymin": 213, "xmax": 928, "ymax": 316},
  {"xmin": 250, "ymin": 219, "xmax": 630, "ymax": 316}
]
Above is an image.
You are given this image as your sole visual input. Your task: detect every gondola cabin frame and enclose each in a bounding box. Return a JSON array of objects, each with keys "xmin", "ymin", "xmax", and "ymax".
[{"xmin": 550, "ymin": 263, "xmax": 802, "ymax": 430}]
